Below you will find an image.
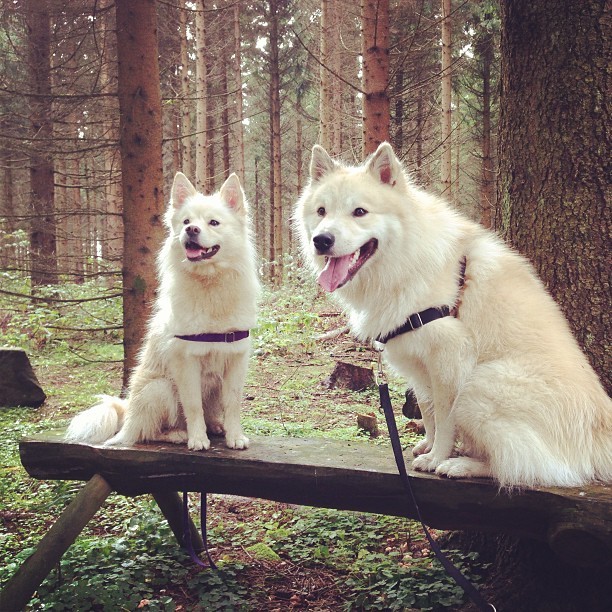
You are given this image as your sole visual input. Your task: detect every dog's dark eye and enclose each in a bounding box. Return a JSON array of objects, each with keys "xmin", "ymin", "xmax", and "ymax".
[
  {"xmin": 183, "ymin": 218, "xmax": 190, "ymax": 225},
  {"xmin": 317, "ymin": 207, "xmax": 326, "ymax": 216},
  {"xmin": 209, "ymin": 220, "xmax": 219, "ymax": 227},
  {"xmin": 353, "ymin": 207, "xmax": 368, "ymax": 217}
]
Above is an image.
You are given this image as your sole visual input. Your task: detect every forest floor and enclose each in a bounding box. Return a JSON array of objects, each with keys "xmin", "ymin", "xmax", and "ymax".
[{"xmin": 1, "ymin": 278, "xmax": 490, "ymax": 610}]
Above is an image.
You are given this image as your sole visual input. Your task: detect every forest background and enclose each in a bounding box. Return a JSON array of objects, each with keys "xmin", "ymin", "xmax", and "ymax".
[
  {"xmin": 0, "ymin": 0, "xmax": 610, "ymax": 609},
  {"xmin": 0, "ymin": 0, "xmax": 609, "ymax": 389}
]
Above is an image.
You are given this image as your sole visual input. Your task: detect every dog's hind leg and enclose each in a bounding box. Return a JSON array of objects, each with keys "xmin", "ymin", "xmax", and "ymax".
[
  {"xmin": 106, "ymin": 379, "xmax": 176, "ymax": 447},
  {"xmin": 435, "ymin": 456, "xmax": 492, "ymax": 480}
]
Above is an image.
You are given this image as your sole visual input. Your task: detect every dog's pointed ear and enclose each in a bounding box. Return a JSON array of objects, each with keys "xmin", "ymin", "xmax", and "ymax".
[
  {"xmin": 171, "ymin": 172, "xmax": 197, "ymax": 208},
  {"xmin": 366, "ymin": 142, "xmax": 402, "ymax": 187},
  {"xmin": 220, "ymin": 173, "xmax": 245, "ymax": 213},
  {"xmin": 310, "ymin": 145, "xmax": 337, "ymax": 182}
]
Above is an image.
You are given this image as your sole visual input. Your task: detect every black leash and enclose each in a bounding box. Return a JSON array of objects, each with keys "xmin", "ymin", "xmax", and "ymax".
[
  {"xmin": 182, "ymin": 491, "xmax": 217, "ymax": 570},
  {"xmin": 376, "ymin": 355, "xmax": 495, "ymax": 612}
]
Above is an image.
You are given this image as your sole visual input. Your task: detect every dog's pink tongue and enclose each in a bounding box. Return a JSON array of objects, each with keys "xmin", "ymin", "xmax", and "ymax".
[
  {"xmin": 318, "ymin": 255, "xmax": 352, "ymax": 292},
  {"xmin": 185, "ymin": 246, "xmax": 203, "ymax": 259}
]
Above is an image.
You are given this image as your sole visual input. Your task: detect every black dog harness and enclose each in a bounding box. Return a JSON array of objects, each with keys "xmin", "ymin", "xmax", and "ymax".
[{"xmin": 376, "ymin": 256, "xmax": 467, "ymax": 344}]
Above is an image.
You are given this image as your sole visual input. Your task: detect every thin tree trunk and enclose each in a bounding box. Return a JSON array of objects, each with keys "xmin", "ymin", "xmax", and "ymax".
[
  {"xmin": 99, "ymin": 0, "xmax": 122, "ymax": 274},
  {"xmin": 195, "ymin": 0, "xmax": 208, "ymax": 192},
  {"xmin": 361, "ymin": 0, "xmax": 390, "ymax": 157},
  {"xmin": 26, "ymin": 0, "xmax": 57, "ymax": 287},
  {"xmin": 232, "ymin": 3, "xmax": 245, "ymax": 183},
  {"xmin": 499, "ymin": 0, "xmax": 610, "ymax": 392},
  {"xmin": 479, "ymin": 23, "xmax": 495, "ymax": 228},
  {"xmin": 440, "ymin": 0, "xmax": 452, "ymax": 198},
  {"xmin": 179, "ymin": 1, "xmax": 193, "ymax": 178},
  {"xmin": 115, "ymin": 0, "xmax": 165, "ymax": 386},
  {"xmin": 268, "ymin": 0, "xmax": 283, "ymax": 286}
]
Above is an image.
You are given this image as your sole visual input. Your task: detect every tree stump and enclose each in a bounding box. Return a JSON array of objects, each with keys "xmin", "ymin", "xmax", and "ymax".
[
  {"xmin": 0, "ymin": 348, "xmax": 46, "ymax": 408},
  {"xmin": 323, "ymin": 361, "xmax": 374, "ymax": 391}
]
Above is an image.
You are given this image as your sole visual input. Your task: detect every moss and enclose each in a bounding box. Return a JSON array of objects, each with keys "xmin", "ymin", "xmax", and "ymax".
[{"xmin": 245, "ymin": 542, "xmax": 282, "ymax": 563}]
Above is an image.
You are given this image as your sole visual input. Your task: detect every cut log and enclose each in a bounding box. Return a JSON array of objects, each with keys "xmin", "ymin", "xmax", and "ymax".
[
  {"xmin": 0, "ymin": 348, "xmax": 46, "ymax": 408},
  {"xmin": 323, "ymin": 361, "xmax": 374, "ymax": 391},
  {"xmin": 357, "ymin": 412, "xmax": 379, "ymax": 437}
]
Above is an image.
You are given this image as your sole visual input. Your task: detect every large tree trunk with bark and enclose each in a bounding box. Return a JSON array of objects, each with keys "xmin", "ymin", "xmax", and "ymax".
[
  {"xmin": 26, "ymin": 0, "xmax": 57, "ymax": 287},
  {"xmin": 498, "ymin": 0, "xmax": 610, "ymax": 393},
  {"xmin": 361, "ymin": 0, "xmax": 390, "ymax": 157},
  {"xmin": 115, "ymin": 0, "xmax": 165, "ymax": 387}
]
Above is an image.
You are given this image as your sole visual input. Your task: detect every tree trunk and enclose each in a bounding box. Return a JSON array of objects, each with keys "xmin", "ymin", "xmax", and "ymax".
[
  {"xmin": 498, "ymin": 0, "xmax": 610, "ymax": 393},
  {"xmin": 26, "ymin": 0, "xmax": 58, "ymax": 287},
  {"xmin": 361, "ymin": 0, "xmax": 390, "ymax": 158},
  {"xmin": 195, "ymin": 0, "xmax": 208, "ymax": 192},
  {"xmin": 440, "ymin": 0, "xmax": 452, "ymax": 199},
  {"xmin": 478, "ymin": 23, "xmax": 495, "ymax": 228},
  {"xmin": 268, "ymin": 0, "xmax": 283, "ymax": 286},
  {"xmin": 319, "ymin": 0, "xmax": 342, "ymax": 155},
  {"xmin": 232, "ymin": 3, "xmax": 245, "ymax": 183},
  {"xmin": 115, "ymin": 0, "xmax": 165, "ymax": 387},
  {"xmin": 179, "ymin": 1, "xmax": 193, "ymax": 179}
]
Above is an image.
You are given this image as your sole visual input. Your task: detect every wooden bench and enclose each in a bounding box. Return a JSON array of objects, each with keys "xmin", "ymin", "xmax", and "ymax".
[{"xmin": 2, "ymin": 430, "xmax": 611, "ymax": 610}]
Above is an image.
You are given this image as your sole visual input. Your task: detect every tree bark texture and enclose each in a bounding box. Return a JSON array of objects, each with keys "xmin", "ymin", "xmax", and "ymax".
[
  {"xmin": 361, "ymin": 0, "xmax": 390, "ymax": 158},
  {"xmin": 498, "ymin": 0, "xmax": 610, "ymax": 393},
  {"xmin": 115, "ymin": 0, "xmax": 165, "ymax": 386},
  {"xmin": 26, "ymin": 0, "xmax": 58, "ymax": 286}
]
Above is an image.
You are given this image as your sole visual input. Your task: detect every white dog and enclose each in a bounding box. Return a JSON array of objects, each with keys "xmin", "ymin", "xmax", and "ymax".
[
  {"xmin": 295, "ymin": 142, "xmax": 612, "ymax": 488},
  {"xmin": 67, "ymin": 172, "xmax": 260, "ymax": 451}
]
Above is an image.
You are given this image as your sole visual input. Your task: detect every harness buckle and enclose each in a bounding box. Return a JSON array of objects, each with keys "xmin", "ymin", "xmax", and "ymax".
[{"xmin": 372, "ymin": 342, "xmax": 387, "ymax": 386}]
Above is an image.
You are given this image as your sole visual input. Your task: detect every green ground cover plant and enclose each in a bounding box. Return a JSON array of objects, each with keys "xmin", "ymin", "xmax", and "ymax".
[{"xmin": 0, "ymin": 274, "xmax": 487, "ymax": 610}]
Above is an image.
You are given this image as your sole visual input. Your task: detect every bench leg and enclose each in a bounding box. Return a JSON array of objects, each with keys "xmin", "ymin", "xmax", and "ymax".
[
  {"xmin": 0, "ymin": 474, "xmax": 113, "ymax": 612},
  {"xmin": 153, "ymin": 491, "xmax": 204, "ymax": 552}
]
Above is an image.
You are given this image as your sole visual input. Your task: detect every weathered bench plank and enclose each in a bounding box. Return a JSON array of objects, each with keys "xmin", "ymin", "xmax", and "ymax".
[{"xmin": 19, "ymin": 430, "xmax": 612, "ymax": 566}]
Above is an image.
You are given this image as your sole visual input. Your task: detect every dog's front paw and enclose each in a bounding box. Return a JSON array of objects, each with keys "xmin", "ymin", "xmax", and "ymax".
[
  {"xmin": 188, "ymin": 432, "xmax": 211, "ymax": 451},
  {"xmin": 412, "ymin": 438, "xmax": 432, "ymax": 457},
  {"xmin": 225, "ymin": 432, "xmax": 249, "ymax": 450},
  {"xmin": 412, "ymin": 452, "xmax": 445, "ymax": 473}
]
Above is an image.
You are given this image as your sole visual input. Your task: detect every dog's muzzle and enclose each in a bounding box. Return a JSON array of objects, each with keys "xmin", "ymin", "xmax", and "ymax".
[{"xmin": 313, "ymin": 232, "xmax": 334, "ymax": 254}]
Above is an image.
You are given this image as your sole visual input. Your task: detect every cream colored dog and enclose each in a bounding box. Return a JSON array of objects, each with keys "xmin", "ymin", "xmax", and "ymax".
[
  {"xmin": 67, "ymin": 172, "xmax": 260, "ymax": 451},
  {"xmin": 295, "ymin": 141, "xmax": 612, "ymax": 488}
]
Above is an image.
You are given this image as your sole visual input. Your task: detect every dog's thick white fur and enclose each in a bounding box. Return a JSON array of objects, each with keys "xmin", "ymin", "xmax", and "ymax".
[
  {"xmin": 295, "ymin": 142, "xmax": 612, "ymax": 488},
  {"xmin": 66, "ymin": 172, "xmax": 260, "ymax": 451}
]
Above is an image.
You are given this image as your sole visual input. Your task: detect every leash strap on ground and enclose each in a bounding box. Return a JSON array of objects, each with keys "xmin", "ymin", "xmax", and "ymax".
[
  {"xmin": 182, "ymin": 491, "xmax": 217, "ymax": 570},
  {"xmin": 378, "ymin": 382, "xmax": 495, "ymax": 612}
]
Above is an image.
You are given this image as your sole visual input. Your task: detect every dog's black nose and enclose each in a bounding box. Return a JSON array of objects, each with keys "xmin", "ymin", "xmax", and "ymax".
[
  {"xmin": 313, "ymin": 232, "xmax": 334, "ymax": 254},
  {"xmin": 186, "ymin": 225, "xmax": 200, "ymax": 236}
]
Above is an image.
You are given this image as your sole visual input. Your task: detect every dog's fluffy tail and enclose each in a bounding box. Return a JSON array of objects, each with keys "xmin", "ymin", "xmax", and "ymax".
[{"xmin": 65, "ymin": 395, "xmax": 127, "ymax": 444}]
